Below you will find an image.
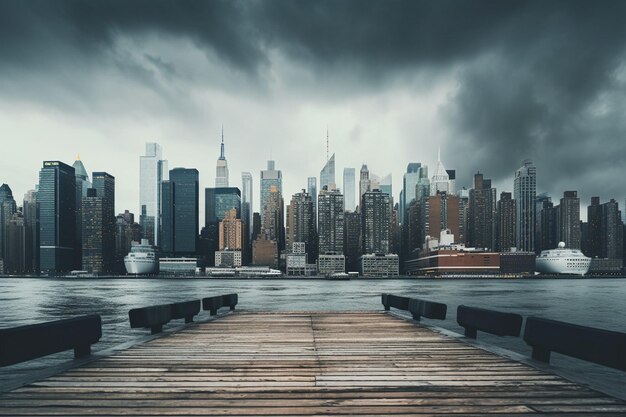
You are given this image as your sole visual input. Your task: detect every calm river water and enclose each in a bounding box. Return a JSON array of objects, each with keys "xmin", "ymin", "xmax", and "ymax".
[{"xmin": 1, "ymin": 277, "xmax": 625, "ymax": 397}]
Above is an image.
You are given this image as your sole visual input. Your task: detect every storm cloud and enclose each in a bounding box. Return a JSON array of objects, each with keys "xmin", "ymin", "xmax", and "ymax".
[{"xmin": 1, "ymin": 0, "xmax": 625, "ymax": 215}]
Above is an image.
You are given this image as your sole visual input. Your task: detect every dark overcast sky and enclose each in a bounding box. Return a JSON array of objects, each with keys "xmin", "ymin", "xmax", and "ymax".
[{"xmin": 1, "ymin": 0, "xmax": 625, "ymax": 219}]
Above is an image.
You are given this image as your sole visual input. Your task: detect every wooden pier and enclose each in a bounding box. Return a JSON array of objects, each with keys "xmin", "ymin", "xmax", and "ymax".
[{"xmin": 1, "ymin": 311, "xmax": 626, "ymax": 415}]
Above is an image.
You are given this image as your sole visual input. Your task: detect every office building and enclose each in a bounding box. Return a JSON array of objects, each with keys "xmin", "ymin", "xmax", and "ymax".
[
  {"xmin": 307, "ymin": 177, "xmax": 317, "ymax": 228},
  {"xmin": 318, "ymin": 253, "xmax": 345, "ymax": 275},
  {"xmin": 359, "ymin": 253, "xmax": 399, "ymax": 277},
  {"xmin": 534, "ymin": 193, "xmax": 552, "ymax": 253},
  {"xmin": 468, "ymin": 172, "xmax": 496, "ymax": 250},
  {"xmin": 215, "ymin": 250, "xmax": 242, "ymax": 268},
  {"xmin": 115, "ymin": 210, "xmax": 140, "ymax": 273},
  {"xmin": 82, "ymin": 188, "xmax": 104, "ymax": 273},
  {"xmin": 139, "ymin": 143, "xmax": 167, "ymax": 245},
  {"xmin": 318, "ymin": 187, "xmax": 344, "ymax": 255},
  {"xmin": 260, "ymin": 160, "xmax": 282, "ymax": 226},
  {"xmin": 261, "ymin": 185, "xmax": 285, "ymax": 251},
  {"xmin": 343, "ymin": 168, "xmax": 356, "ymax": 212},
  {"xmin": 73, "ymin": 156, "xmax": 91, "ymax": 268},
  {"xmin": 38, "ymin": 161, "xmax": 77, "ymax": 273},
  {"xmin": 539, "ymin": 200, "xmax": 558, "ymax": 251},
  {"xmin": 5, "ymin": 211, "xmax": 26, "ymax": 273},
  {"xmin": 421, "ymin": 192, "xmax": 460, "ymax": 244},
  {"xmin": 430, "ymin": 151, "xmax": 455, "ymax": 196},
  {"xmin": 23, "ymin": 189, "xmax": 39, "ymax": 273},
  {"xmin": 558, "ymin": 191, "xmax": 581, "ymax": 249},
  {"xmin": 401, "ymin": 163, "xmax": 422, "ymax": 224},
  {"xmin": 219, "ymin": 208, "xmax": 243, "ymax": 251},
  {"xmin": 286, "ymin": 191, "xmax": 316, "ymax": 261},
  {"xmin": 344, "ymin": 210, "xmax": 361, "ymax": 273},
  {"xmin": 361, "ymin": 189, "xmax": 391, "ymax": 254},
  {"xmin": 161, "ymin": 168, "xmax": 199, "ymax": 256},
  {"xmin": 0, "ymin": 183, "xmax": 16, "ymax": 267},
  {"xmin": 205, "ymin": 187, "xmax": 241, "ymax": 224},
  {"xmin": 497, "ymin": 192, "xmax": 516, "ymax": 252},
  {"xmin": 241, "ymin": 172, "xmax": 253, "ymax": 238},
  {"xmin": 92, "ymin": 172, "xmax": 115, "ymax": 272},
  {"xmin": 514, "ymin": 160, "xmax": 536, "ymax": 252}
]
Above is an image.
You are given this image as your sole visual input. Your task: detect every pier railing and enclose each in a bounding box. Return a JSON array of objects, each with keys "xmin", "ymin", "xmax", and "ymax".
[
  {"xmin": 0, "ymin": 315, "xmax": 102, "ymax": 366},
  {"xmin": 382, "ymin": 293, "xmax": 626, "ymax": 371},
  {"xmin": 129, "ymin": 293, "xmax": 238, "ymax": 334}
]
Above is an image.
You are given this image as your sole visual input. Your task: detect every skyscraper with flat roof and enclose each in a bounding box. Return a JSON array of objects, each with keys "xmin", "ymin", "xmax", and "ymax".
[
  {"xmin": 139, "ymin": 143, "xmax": 167, "ymax": 246},
  {"xmin": 38, "ymin": 161, "xmax": 77, "ymax": 273},
  {"xmin": 497, "ymin": 192, "xmax": 516, "ymax": 252},
  {"xmin": 361, "ymin": 189, "xmax": 391, "ymax": 254},
  {"xmin": 318, "ymin": 187, "xmax": 344, "ymax": 255},
  {"xmin": 161, "ymin": 168, "xmax": 199, "ymax": 256},
  {"xmin": 558, "ymin": 191, "xmax": 580, "ymax": 249},
  {"xmin": 468, "ymin": 172, "xmax": 496, "ymax": 250},
  {"xmin": 241, "ymin": 172, "xmax": 253, "ymax": 239},
  {"xmin": 514, "ymin": 160, "xmax": 536, "ymax": 252},
  {"xmin": 92, "ymin": 172, "xmax": 116, "ymax": 272}
]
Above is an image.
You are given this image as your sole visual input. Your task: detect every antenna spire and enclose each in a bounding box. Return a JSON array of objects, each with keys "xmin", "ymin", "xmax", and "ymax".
[{"xmin": 219, "ymin": 125, "xmax": 225, "ymax": 159}]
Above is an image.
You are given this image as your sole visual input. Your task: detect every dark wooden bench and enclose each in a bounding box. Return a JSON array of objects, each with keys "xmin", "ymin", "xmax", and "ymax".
[
  {"xmin": 523, "ymin": 316, "xmax": 626, "ymax": 370},
  {"xmin": 128, "ymin": 304, "xmax": 172, "ymax": 334},
  {"xmin": 381, "ymin": 294, "xmax": 410, "ymax": 311},
  {"xmin": 457, "ymin": 305, "xmax": 523, "ymax": 339},
  {"xmin": 170, "ymin": 300, "xmax": 201, "ymax": 323},
  {"xmin": 203, "ymin": 294, "xmax": 238, "ymax": 315},
  {"xmin": 0, "ymin": 315, "xmax": 102, "ymax": 366},
  {"xmin": 408, "ymin": 298, "xmax": 447, "ymax": 321}
]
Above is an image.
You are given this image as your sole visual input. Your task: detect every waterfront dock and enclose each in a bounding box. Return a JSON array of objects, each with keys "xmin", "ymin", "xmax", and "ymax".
[{"xmin": 2, "ymin": 310, "xmax": 626, "ymax": 416}]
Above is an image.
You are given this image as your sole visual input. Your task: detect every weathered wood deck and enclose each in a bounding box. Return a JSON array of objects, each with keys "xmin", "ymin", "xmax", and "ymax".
[{"xmin": 1, "ymin": 311, "xmax": 625, "ymax": 415}]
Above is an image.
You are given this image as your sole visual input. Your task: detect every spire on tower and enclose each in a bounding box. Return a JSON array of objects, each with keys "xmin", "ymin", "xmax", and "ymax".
[{"xmin": 219, "ymin": 125, "xmax": 225, "ymax": 160}]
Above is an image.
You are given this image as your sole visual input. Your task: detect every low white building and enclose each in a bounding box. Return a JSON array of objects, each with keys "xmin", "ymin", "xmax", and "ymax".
[
  {"xmin": 359, "ymin": 253, "xmax": 399, "ymax": 277},
  {"xmin": 159, "ymin": 257, "xmax": 198, "ymax": 275},
  {"xmin": 318, "ymin": 253, "xmax": 346, "ymax": 275}
]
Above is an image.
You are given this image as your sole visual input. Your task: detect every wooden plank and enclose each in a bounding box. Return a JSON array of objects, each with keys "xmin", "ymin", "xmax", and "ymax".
[{"xmin": 1, "ymin": 311, "xmax": 623, "ymax": 416}]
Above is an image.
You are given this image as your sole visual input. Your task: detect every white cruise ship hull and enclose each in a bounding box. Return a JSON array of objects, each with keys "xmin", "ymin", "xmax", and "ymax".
[
  {"xmin": 535, "ymin": 257, "xmax": 590, "ymax": 275},
  {"xmin": 124, "ymin": 258, "xmax": 159, "ymax": 275}
]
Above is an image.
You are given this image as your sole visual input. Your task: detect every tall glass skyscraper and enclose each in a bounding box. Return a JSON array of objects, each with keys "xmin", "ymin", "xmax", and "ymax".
[
  {"xmin": 139, "ymin": 143, "xmax": 167, "ymax": 246},
  {"xmin": 260, "ymin": 160, "xmax": 282, "ymax": 228},
  {"xmin": 205, "ymin": 187, "xmax": 241, "ymax": 224},
  {"xmin": 343, "ymin": 168, "xmax": 356, "ymax": 212},
  {"xmin": 38, "ymin": 161, "xmax": 77, "ymax": 273},
  {"xmin": 318, "ymin": 188, "xmax": 344, "ymax": 254},
  {"xmin": 92, "ymin": 172, "xmax": 116, "ymax": 272},
  {"xmin": 514, "ymin": 160, "xmax": 537, "ymax": 252},
  {"xmin": 161, "ymin": 168, "xmax": 199, "ymax": 256},
  {"xmin": 0, "ymin": 183, "xmax": 16, "ymax": 266},
  {"xmin": 320, "ymin": 153, "xmax": 336, "ymax": 190},
  {"xmin": 401, "ymin": 163, "xmax": 421, "ymax": 224},
  {"xmin": 242, "ymin": 172, "xmax": 253, "ymax": 239}
]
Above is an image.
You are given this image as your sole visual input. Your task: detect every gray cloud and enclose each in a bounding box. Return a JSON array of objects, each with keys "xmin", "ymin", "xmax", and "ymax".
[{"xmin": 1, "ymin": 0, "xmax": 626, "ymax": 213}]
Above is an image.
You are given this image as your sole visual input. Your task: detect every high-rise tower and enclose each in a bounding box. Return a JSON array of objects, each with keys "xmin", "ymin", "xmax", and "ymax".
[
  {"xmin": 139, "ymin": 143, "xmax": 167, "ymax": 246},
  {"xmin": 260, "ymin": 160, "xmax": 282, "ymax": 227},
  {"xmin": 215, "ymin": 127, "xmax": 229, "ymax": 187},
  {"xmin": 514, "ymin": 160, "xmax": 536, "ymax": 252},
  {"xmin": 343, "ymin": 168, "xmax": 356, "ymax": 212}
]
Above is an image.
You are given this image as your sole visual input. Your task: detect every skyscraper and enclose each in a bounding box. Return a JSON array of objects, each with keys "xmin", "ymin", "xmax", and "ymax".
[
  {"xmin": 320, "ymin": 153, "xmax": 336, "ymax": 190},
  {"xmin": 82, "ymin": 188, "xmax": 104, "ymax": 273},
  {"xmin": 343, "ymin": 168, "xmax": 356, "ymax": 212},
  {"xmin": 421, "ymin": 192, "xmax": 460, "ymax": 243},
  {"xmin": 92, "ymin": 172, "xmax": 116, "ymax": 272},
  {"xmin": 219, "ymin": 208, "xmax": 243, "ymax": 251},
  {"xmin": 73, "ymin": 156, "xmax": 91, "ymax": 269},
  {"xmin": 344, "ymin": 211, "xmax": 361, "ymax": 272},
  {"xmin": 260, "ymin": 160, "xmax": 282, "ymax": 227},
  {"xmin": 286, "ymin": 190, "xmax": 316, "ymax": 260},
  {"xmin": 361, "ymin": 189, "xmax": 391, "ymax": 254},
  {"xmin": 241, "ymin": 172, "xmax": 253, "ymax": 239},
  {"xmin": 468, "ymin": 172, "xmax": 496, "ymax": 250},
  {"xmin": 539, "ymin": 200, "xmax": 558, "ymax": 252},
  {"xmin": 600, "ymin": 199, "xmax": 623, "ymax": 260},
  {"xmin": 139, "ymin": 143, "xmax": 167, "ymax": 245},
  {"xmin": 115, "ymin": 210, "xmax": 140, "ymax": 273},
  {"xmin": 23, "ymin": 189, "xmax": 39, "ymax": 273},
  {"xmin": 534, "ymin": 193, "xmax": 552, "ymax": 253},
  {"xmin": 261, "ymin": 185, "xmax": 285, "ymax": 251},
  {"xmin": 0, "ymin": 183, "xmax": 16, "ymax": 268},
  {"xmin": 307, "ymin": 177, "xmax": 317, "ymax": 228},
  {"xmin": 38, "ymin": 161, "xmax": 77, "ymax": 273},
  {"xmin": 318, "ymin": 187, "xmax": 344, "ymax": 255},
  {"xmin": 514, "ymin": 160, "xmax": 536, "ymax": 252},
  {"xmin": 215, "ymin": 127, "xmax": 229, "ymax": 187},
  {"xmin": 401, "ymin": 163, "xmax": 421, "ymax": 224},
  {"xmin": 497, "ymin": 192, "xmax": 516, "ymax": 252},
  {"xmin": 558, "ymin": 191, "xmax": 580, "ymax": 249},
  {"xmin": 359, "ymin": 164, "xmax": 370, "ymax": 201},
  {"xmin": 205, "ymin": 187, "xmax": 241, "ymax": 225},
  {"xmin": 5, "ymin": 210, "xmax": 26, "ymax": 273},
  {"xmin": 586, "ymin": 197, "xmax": 602, "ymax": 257},
  {"xmin": 161, "ymin": 168, "xmax": 199, "ymax": 256},
  {"xmin": 430, "ymin": 151, "xmax": 455, "ymax": 196}
]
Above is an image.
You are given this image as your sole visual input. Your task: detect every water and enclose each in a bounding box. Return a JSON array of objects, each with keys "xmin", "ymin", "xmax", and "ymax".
[{"xmin": 1, "ymin": 277, "xmax": 625, "ymax": 397}]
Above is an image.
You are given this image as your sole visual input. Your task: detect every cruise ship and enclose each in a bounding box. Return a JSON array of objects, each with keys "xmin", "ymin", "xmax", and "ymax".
[
  {"xmin": 535, "ymin": 242, "xmax": 591, "ymax": 276},
  {"xmin": 124, "ymin": 239, "xmax": 159, "ymax": 275}
]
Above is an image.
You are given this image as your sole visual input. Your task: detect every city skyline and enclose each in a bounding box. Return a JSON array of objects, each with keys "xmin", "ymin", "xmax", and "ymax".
[{"xmin": 2, "ymin": 1, "xmax": 626, "ymax": 220}]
